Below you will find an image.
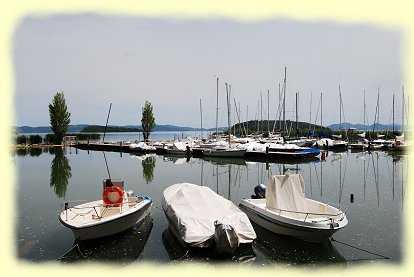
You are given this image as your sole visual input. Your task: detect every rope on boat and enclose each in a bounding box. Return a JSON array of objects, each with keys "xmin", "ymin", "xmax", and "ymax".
[
  {"xmin": 177, "ymin": 250, "xmax": 190, "ymax": 260},
  {"xmin": 330, "ymin": 237, "xmax": 390, "ymax": 260},
  {"xmin": 57, "ymin": 242, "xmax": 85, "ymax": 260}
]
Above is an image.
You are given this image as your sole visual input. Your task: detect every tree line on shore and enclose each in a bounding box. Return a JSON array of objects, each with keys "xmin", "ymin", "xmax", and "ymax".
[{"xmin": 15, "ymin": 92, "xmax": 157, "ymax": 146}]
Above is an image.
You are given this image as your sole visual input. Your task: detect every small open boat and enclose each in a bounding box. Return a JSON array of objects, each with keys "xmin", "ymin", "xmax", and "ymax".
[
  {"xmin": 59, "ymin": 179, "xmax": 152, "ymax": 240},
  {"xmin": 164, "ymin": 141, "xmax": 192, "ymax": 155},
  {"xmin": 240, "ymin": 174, "xmax": 347, "ymax": 243},
  {"xmin": 161, "ymin": 183, "xmax": 256, "ymax": 254},
  {"xmin": 203, "ymin": 146, "xmax": 247, "ymax": 158},
  {"xmin": 60, "ymin": 214, "xmax": 153, "ymax": 264}
]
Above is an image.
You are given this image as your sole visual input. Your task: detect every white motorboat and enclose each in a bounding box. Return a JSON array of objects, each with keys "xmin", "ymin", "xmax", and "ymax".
[
  {"xmin": 60, "ymin": 214, "xmax": 153, "ymax": 263},
  {"xmin": 203, "ymin": 145, "xmax": 246, "ymax": 158},
  {"xmin": 239, "ymin": 174, "xmax": 348, "ymax": 243},
  {"xmin": 348, "ymin": 138, "xmax": 369, "ymax": 150},
  {"xmin": 59, "ymin": 179, "xmax": 152, "ymax": 240},
  {"xmin": 161, "ymin": 183, "xmax": 256, "ymax": 254},
  {"xmin": 313, "ymin": 138, "xmax": 348, "ymax": 150},
  {"xmin": 129, "ymin": 141, "xmax": 156, "ymax": 152},
  {"xmin": 164, "ymin": 141, "xmax": 191, "ymax": 155}
]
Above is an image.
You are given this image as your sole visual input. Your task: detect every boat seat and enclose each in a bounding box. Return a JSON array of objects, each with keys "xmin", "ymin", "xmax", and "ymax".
[
  {"xmin": 103, "ymin": 179, "xmax": 124, "ymax": 190},
  {"xmin": 309, "ymin": 216, "xmax": 331, "ymax": 223}
]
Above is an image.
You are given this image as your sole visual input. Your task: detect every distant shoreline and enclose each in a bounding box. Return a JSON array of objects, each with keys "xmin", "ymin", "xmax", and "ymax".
[{"xmin": 13, "ymin": 121, "xmax": 402, "ymax": 134}]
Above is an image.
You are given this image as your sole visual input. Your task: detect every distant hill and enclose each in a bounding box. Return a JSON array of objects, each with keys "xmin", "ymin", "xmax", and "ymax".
[
  {"xmin": 81, "ymin": 125, "xmax": 142, "ymax": 132},
  {"xmin": 123, "ymin": 124, "xmax": 209, "ymax": 132},
  {"xmin": 15, "ymin": 122, "xmax": 401, "ymax": 134},
  {"xmin": 14, "ymin": 124, "xmax": 216, "ymax": 134},
  {"xmin": 15, "ymin": 124, "xmax": 88, "ymax": 133},
  {"xmin": 327, "ymin": 122, "xmax": 402, "ymax": 131}
]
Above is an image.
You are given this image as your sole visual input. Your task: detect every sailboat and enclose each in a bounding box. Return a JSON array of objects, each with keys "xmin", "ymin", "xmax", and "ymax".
[
  {"xmin": 348, "ymin": 91, "xmax": 369, "ymax": 150},
  {"xmin": 203, "ymin": 82, "xmax": 246, "ymax": 158},
  {"xmin": 313, "ymin": 86, "xmax": 348, "ymax": 150},
  {"xmin": 388, "ymin": 87, "xmax": 409, "ymax": 152}
]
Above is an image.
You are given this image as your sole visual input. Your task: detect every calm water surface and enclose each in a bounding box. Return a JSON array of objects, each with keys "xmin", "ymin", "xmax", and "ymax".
[{"xmin": 14, "ymin": 145, "xmax": 407, "ymax": 267}]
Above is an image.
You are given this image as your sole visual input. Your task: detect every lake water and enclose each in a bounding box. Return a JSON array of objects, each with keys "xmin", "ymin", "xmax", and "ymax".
[
  {"xmin": 20, "ymin": 131, "xmax": 206, "ymax": 142},
  {"xmin": 13, "ymin": 142, "xmax": 407, "ymax": 268}
]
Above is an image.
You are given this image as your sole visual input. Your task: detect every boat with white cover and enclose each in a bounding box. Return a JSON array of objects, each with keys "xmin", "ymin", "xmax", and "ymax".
[
  {"xmin": 239, "ymin": 174, "xmax": 347, "ymax": 243},
  {"xmin": 161, "ymin": 182, "xmax": 256, "ymax": 254},
  {"xmin": 59, "ymin": 179, "xmax": 152, "ymax": 240},
  {"xmin": 129, "ymin": 141, "xmax": 156, "ymax": 152},
  {"xmin": 313, "ymin": 138, "xmax": 348, "ymax": 150}
]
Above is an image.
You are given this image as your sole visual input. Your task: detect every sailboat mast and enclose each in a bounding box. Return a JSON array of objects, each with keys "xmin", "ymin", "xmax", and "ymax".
[
  {"xmin": 267, "ymin": 90, "xmax": 270, "ymax": 135},
  {"xmin": 246, "ymin": 105, "xmax": 249, "ymax": 135},
  {"xmin": 320, "ymin": 93, "xmax": 323, "ymax": 133},
  {"xmin": 295, "ymin": 92, "xmax": 299, "ymax": 135},
  {"xmin": 364, "ymin": 90, "xmax": 366, "ymax": 130},
  {"xmin": 234, "ymin": 98, "xmax": 242, "ymax": 136},
  {"xmin": 200, "ymin": 98, "xmax": 203, "ymax": 140},
  {"xmin": 278, "ymin": 83, "xmax": 282, "ymax": 130},
  {"xmin": 215, "ymin": 77, "xmax": 219, "ymax": 139},
  {"xmin": 257, "ymin": 99, "xmax": 259, "ymax": 134},
  {"xmin": 377, "ymin": 87, "xmax": 380, "ymax": 127},
  {"xmin": 393, "ymin": 94, "xmax": 395, "ymax": 134},
  {"xmin": 402, "ymin": 85, "xmax": 405, "ymax": 132},
  {"xmin": 260, "ymin": 92, "xmax": 263, "ymax": 133},
  {"xmin": 372, "ymin": 89, "xmax": 379, "ymax": 133},
  {"xmin": 102, "ymin": 102, "xmax": 112, "ymax": 143},
  {"xmin": 226, "ymin": 83, "xmax": 231, "ymax": 146},
  {"xmin": 283, "ymin": 67, "xmax": 287, "ymax": 134},
  {"xmin": 308, "ymin": 92, "xmax": 312, "ymax": 133},
  {"xmin": 339, "ymin": 84, "xmax": 342, "ymax": 131}
]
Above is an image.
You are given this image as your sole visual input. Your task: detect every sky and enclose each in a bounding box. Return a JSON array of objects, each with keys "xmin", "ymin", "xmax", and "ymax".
[{"xmin": 13, "ymin": 13, "xmax": 404, "ymax": 129}]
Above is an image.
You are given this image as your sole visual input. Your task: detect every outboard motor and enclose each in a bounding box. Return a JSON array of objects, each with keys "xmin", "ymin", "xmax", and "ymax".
[
  {"xmin": 252, "ymin": 183, "xmax": 266, "ymax": 199},
  {"xmin": 213, "ymin": 220, "xmax": 239, "ymax": 255}
]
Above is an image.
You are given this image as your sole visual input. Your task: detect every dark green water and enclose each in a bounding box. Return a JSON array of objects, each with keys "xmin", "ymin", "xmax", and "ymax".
[{"xmin": 14, "ymin": 146, "xmax": 406, "ymax": 266}]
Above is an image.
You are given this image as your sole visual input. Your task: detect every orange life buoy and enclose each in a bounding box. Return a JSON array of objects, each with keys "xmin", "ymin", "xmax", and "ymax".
[{"xmin": 102, "ymin": 186, "xmax": 124, "ymax": 206}]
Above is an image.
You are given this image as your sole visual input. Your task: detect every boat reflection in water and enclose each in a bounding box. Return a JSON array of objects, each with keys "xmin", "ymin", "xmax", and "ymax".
[
  {"xmin": 59, "ymin": 215, "xmax": 153, "ymax": 264},
  {"xmin": 162, "ymin": 227, "xmax": 256, "ymax": 263},
  {"xmin": 251, "ymin": 222, "xmax": 346, "ymax": 266}
]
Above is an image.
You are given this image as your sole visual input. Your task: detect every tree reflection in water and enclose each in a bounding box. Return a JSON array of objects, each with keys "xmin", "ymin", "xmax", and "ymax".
[
  {"xmin": 142, "ymin": 155, "xmax": 156, "ymax": 184},
  {"xmin": 50, "ymin": 147, "xmax": 72, "ymax": 198}
]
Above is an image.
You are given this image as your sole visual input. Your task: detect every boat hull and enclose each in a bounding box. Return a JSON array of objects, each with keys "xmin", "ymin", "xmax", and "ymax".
[
  {"xmin": 203, "ymin": 149, "xmax": 246, "ymax": 157},
  {"xmin": 348, "ymin": 143, "xmax": 366, "ymax": 149},
  {"xmin": 60, "ymin": 199, "xmax": 152, "ymax": 240},
  {"xmin": 267, "ymin": 149, "xmax": 320, "ymax": 159},
  {"xmin": 239, "ymin": 199, "xmax": 346, "ymax": 243}
]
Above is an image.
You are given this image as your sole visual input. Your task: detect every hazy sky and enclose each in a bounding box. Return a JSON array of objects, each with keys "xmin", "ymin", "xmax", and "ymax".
[{"xmin": 13, "ymin": 14, "xmax": 403, "ymax": 128}]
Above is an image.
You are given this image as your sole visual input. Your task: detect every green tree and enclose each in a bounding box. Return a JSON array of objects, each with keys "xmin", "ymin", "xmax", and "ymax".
[
  {"xmin": 48, "ymin": 92, "xmax": 71, "ymax": 144},
  {"xmin": 141, "ymin": 101, "xmax": 155, "ymax": 141},
  {"xmin": 50, "ymin": 147, "xmax": 72, "ymax": 198},
  {"xmin": 142, "ymin": 156, "xmax": 156, "ymax": 184}
]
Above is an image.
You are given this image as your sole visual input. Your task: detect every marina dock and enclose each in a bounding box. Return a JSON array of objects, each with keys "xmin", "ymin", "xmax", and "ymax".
[{"xmin": 72, "ymin": 141, "xmax": 321, "ymax": 164}]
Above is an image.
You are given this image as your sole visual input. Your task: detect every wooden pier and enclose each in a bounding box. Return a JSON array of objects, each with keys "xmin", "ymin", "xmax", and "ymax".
[
  {"xmin": 72, "ymin": 142, "xmax": 321, "ymax": 164},
  {"xmin": 73, "ymin": 142, "xmax": 165, "ymax": 154}
]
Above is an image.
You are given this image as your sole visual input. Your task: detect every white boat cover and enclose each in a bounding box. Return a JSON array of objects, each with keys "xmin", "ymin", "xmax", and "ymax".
[
  {"xmin": 172, "ymin": 141, "xmax": 187, "ymax": 151},
  {"xmin": 265, "ymin": 174, "xmax": 307, "ymax": 220},
  {"xmin": 129, "ymin": 142, "xmax": 155, "ymax": 150},
  {"xmin": 162, "ymin": 183, "xmax": 256, "ymax": 246},
  {"xmin": 357, "ymin": 132, "xmax": 366, "ymax": 138}
]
